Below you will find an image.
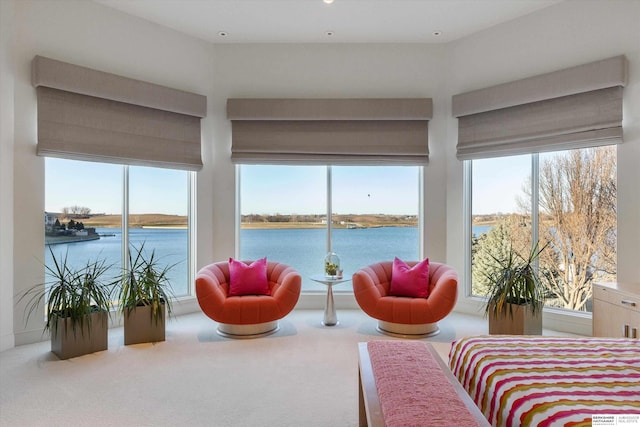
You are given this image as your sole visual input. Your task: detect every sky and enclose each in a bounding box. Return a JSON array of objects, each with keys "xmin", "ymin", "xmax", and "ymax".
[
  {"xmin": 240, "ymin": 165, "xmax": 420, "ymax": 215},
  {"xmin": 45, "ymin": 158, "xmax": 188, "ymax": 215},
  {"xmin": 46, "ymin": 157, "xmax": 526, "ymax": 217},
  {"xmin": 472, "ymin": 155, "xmax": 529, "ymax": 215}
]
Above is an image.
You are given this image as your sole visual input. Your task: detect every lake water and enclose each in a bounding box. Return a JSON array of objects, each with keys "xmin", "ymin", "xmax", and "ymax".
[
  {"xmin": 472, "ymin": 225, "xmax": 493, "ymax": 236},
  {"xmin": 45, "ymin": 226, "xmax": 492, "ymax": 295},
  {"xmin": 45, "ymin": 228, "xmax": 188, "ymax": 295},
  {"xmin": 241, "ymin": 227, "xmax": 419, "ymax": 291}
]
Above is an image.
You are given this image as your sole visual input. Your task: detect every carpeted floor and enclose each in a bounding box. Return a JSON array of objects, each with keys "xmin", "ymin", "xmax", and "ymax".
[{"xmin": 0, "ymin": 309, "xmax": 570, "ymax": 427}]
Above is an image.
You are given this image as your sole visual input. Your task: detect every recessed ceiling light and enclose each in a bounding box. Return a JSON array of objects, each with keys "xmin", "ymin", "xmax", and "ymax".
[
  {"xmin": 432, "ymin": 31, "xmax": 442, "ymax": 37},
  {"xmin": 218, "ymin": 31, "xmax": 228, "ymax": 37},
  {"xmin": 323, "ymin": 0, "xmax": 334, "ymax": 4}
]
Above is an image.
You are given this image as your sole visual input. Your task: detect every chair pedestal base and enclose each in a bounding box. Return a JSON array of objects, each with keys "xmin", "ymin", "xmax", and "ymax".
[
  {"xmin": 217, "ymin": 321, "xmax": 279, "ymax": 339},
  {"xmin": 377, "ymin": 321, "xmax": 440, "ymax": 339}
]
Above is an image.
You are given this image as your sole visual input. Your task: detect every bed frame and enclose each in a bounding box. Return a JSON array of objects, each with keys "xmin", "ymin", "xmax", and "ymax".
[{"xmin": 357, "ymin": 341, "xmax": 489, "ymax": 427}]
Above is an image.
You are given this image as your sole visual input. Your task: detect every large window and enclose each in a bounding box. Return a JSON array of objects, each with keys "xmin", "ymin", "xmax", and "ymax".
[
  {"xmin": 240, "ymin": 165, "xmax": 420, "ymax": 291},
  {"xmin": 469, "ymin": 146, "xmax": 617, "ymax": 313},
  {"xmin": 45, "ymin": 158, "xmax": 193, "ymax": 298}
]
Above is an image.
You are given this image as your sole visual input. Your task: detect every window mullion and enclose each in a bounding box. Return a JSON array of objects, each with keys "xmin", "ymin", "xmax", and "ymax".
[
  {"xmin": 463, "ymin": 160, "xmax": 473, "ymax": 297},
  {"xmin": 531, "ymin": 154, "xmax": 540, "ymax": 267},
  {"xmin": 188, "ymin": 171, "xmax": 196, "ymax": 296},
  {"xmin": 327, "ymin": 166, "xmax": 332, "ymax": 253},
  {"xmin": 122, "ymin": 165, "xmax": 130, "ymax": 272}
]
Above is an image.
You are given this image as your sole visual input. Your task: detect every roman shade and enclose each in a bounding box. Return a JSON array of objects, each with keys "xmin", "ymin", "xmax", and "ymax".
[
  {"xmin": 452, "ymin": 55, "xmax": 627, "ymax": 160},
  {"xmin": 227, "ymin": 98, "xmax": 433, "ymax": 165},
  {"xmin": 33, "ymin": 56, "xmax": 207, "ymax": 170}
]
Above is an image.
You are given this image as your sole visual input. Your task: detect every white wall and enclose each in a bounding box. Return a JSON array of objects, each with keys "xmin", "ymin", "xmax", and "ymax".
[
  {"xmin": 6, "ymin": 1, "xmax": 451, "ymax": 347},
  {"xmin": 2, "ymin": 0, "xmax": 639, "ymax": 349},
  {"xmin": 208, "ymin": 43, "xmax": 450, "ymax": 309},
  {"xmin": 209, "ymin": 43, "xmax": 450, "ymax": 261},
  {"xmin": 0, "ymin": 0, "xmax": 16, "ymax": 351},
  {"xmin": 9, "ymin": 0, "xmax": 215, "ymax": 346},
  {"xmin": 446, "ymin": 0, "xmax": 640, "ymax": 332}
]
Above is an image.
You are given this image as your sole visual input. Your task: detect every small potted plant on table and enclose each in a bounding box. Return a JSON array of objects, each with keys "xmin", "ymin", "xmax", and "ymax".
[
  {"xmin": 483, "ymin": 241, "xmax": 547, "ymax": 335},
  {"xmin": 20, "ymin": 246, "xmax": 115, "ymax": 359},
  {"xmin": 117, "ymin": 243, "xmax": 176, "ymax": 345}
]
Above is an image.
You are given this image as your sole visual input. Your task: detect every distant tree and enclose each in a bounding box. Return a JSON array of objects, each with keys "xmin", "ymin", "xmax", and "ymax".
[
  {"xmin": 472, "ymin": 215, "xmax": 533, "ymax": 297},
  {"xmin": 473, "ymin": 147, "xmax": 616, "ymax": 312},
  {"xmin": 66, "ymin": 220, "xmax": 84, "ymax": 231},
  {"xmin": 242, "ymin": 214, "xmax": 265, "ymax": 223},
  {"xmin": 61, "ymin": 205, "xmax": 92, "ymax": 219},
  {"xmin": 267, "ymin": 214, "xmax": 290, "ymax": 223},
  {"xmin": 508, "ymin": 146, "xmax": 616, "ymax": 311},
  {"xmin": 537, "ymin": 147, "xmax": 617, "ymax": 311}
]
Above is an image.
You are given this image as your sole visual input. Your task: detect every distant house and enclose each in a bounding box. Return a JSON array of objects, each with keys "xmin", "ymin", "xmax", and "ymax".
[{"xmin": 44, "ymin": 212, "xmax": 57, "ymax": 231}]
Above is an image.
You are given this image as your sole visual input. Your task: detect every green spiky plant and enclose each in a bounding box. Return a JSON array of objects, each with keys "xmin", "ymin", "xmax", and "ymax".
[
  {"xmin": 20, "ymin": 245, "xmax": 115, "ymax": 338},
  {"xmin": 483, "ymin": 241, "xmax": 547, "ymax": 320},
  {"xmin": 117, "ymin": 242, "xmax": 177, "ymax": 325}
]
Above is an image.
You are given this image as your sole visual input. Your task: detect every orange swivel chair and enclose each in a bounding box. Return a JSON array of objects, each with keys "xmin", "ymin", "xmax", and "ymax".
[
  {"xmin": 352, "ymin": 261, "xmax": 458, "ymax": 338},
  {"xmin": 195, "ymin": 261, "xmax": 301, "ymax": 338}
]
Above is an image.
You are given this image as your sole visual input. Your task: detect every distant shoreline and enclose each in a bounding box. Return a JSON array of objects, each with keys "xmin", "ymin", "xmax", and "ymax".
[
  {"xmin": 240, "ymin": 223, "xmax": 416, "ymax": 230},
  {"xmin": 78, "ymin": 213, "xmax": 499, "ymax": 230},
  {"xmin": 82, "ymin": 223, "xmax": 415, "ymax": 230},
  {"xmin": 45, "ymin": 234, "xmax": 100, "ymax": 245},
  {"xmin": 141, "ymin": 226, "xmax": 187, "ymax": 229},
  {"xmin": 81, "ymin": 213, "xmax": 419, "ymax": 229}
]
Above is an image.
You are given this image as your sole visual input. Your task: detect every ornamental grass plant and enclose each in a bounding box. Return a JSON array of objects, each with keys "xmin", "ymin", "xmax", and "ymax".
[
  {"xmin": 117, "ymin": 242, "xmax": 177, "ymax": 325},
  {"xmin": 19, "ymin": 245, "xmax": 115, "ymax": 338},
  {"xmin": 483, "ymin": 241, "xmax": 548, "ymax": 320}
]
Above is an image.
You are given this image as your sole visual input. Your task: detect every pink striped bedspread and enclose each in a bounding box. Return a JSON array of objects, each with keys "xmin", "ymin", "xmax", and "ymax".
[{"xmin": 449, "ymin": 336, "xmax": 640, "ymax": 427}]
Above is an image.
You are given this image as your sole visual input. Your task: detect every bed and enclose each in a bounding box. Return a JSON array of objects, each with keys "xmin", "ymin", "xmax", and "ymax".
[{"xmin": 449, "ymin": 336, "xmax": 640, "ymax": 427}]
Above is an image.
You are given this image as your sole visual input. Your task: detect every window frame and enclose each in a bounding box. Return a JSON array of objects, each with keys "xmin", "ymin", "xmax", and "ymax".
[
  {"xmin": 124, "ymin": 165, "xmax": 196, "ymax": 298},
  {"xmin": 44, "ymin": 159, "xmax": 197, "ymax": 299},
  {"xmin": 236, "ymin": 164, "xmax": 423, "ymax": 293},
  {"xmin": 464, "ymin": 148, "xmax": 616, "ymax": 329}
]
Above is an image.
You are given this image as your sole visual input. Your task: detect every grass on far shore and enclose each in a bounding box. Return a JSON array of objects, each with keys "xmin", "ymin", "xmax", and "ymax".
[
  {"xmin": 81, "ymin": 213, "xmax": 502, "ymax": 229},
  {"xmin": 80, "ymin": 213, "xmax": 420, "ymax": 229},
  {"xmin": 82, "ymin": 214, "xmax": 187, "ymax": 228}
]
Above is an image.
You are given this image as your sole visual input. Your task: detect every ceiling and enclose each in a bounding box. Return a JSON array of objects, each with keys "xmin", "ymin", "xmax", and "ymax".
[{"xmin": 93, "ymin": 0, "xmax": 563, "ymax": 44}]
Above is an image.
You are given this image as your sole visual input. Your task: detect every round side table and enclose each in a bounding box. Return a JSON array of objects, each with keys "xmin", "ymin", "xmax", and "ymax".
[{"xmin": 309, "ymin": 274, "xmax": 350, "ymax": 326}]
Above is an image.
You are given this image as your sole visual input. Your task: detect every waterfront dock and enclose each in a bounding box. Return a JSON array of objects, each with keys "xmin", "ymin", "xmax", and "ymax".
[{"xmin": 44, "ymin": 234, "xmax": 100, "ymax": 245}]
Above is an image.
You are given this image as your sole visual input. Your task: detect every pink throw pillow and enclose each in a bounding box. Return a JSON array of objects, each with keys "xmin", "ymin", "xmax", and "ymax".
[
  {"xmin": 228, "ymin": 257, "xmax": 270, "ymax": 296},
  {"xmin": 389, "ymin": 257, "xmax": 430, "ymax": 298}
]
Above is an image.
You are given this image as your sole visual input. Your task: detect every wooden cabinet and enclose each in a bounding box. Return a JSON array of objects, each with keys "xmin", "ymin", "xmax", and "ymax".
[{"xmin": 592, "ymin": 282, "xmax": 640, "ymax": 338}]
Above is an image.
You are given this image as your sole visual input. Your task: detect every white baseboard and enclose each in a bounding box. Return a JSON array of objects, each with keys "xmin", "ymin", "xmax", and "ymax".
[
  {"xmin": 5, "ymin": 292, "xmax": 593, "ymax": 350},
  {"xmin": 453, "ymin": 296, "xmax": 592, "ymax": 336},
  {"xmin": 294, "ymin": 291, "xmax": 360, "ymax": 310},
  {"xmin": 13, "ymin": 327, "xmax": 48, "ymax": 347},
  {"xmin": 0, "ymin": 332, "xmax": 15, "ymax": 352}
]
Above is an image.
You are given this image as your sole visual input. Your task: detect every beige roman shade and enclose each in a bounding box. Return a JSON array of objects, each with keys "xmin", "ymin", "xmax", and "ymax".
[
  {"xmin": 452, "ymin": 55, "xmax": 627, "ymax": 160},
  {"xmin": 227, "ymin": 98, "xmax": 433, "ymax": 165},
  {"xmin": 33, "ymin": 56, "xmax": 207, "ymax": 170}
]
